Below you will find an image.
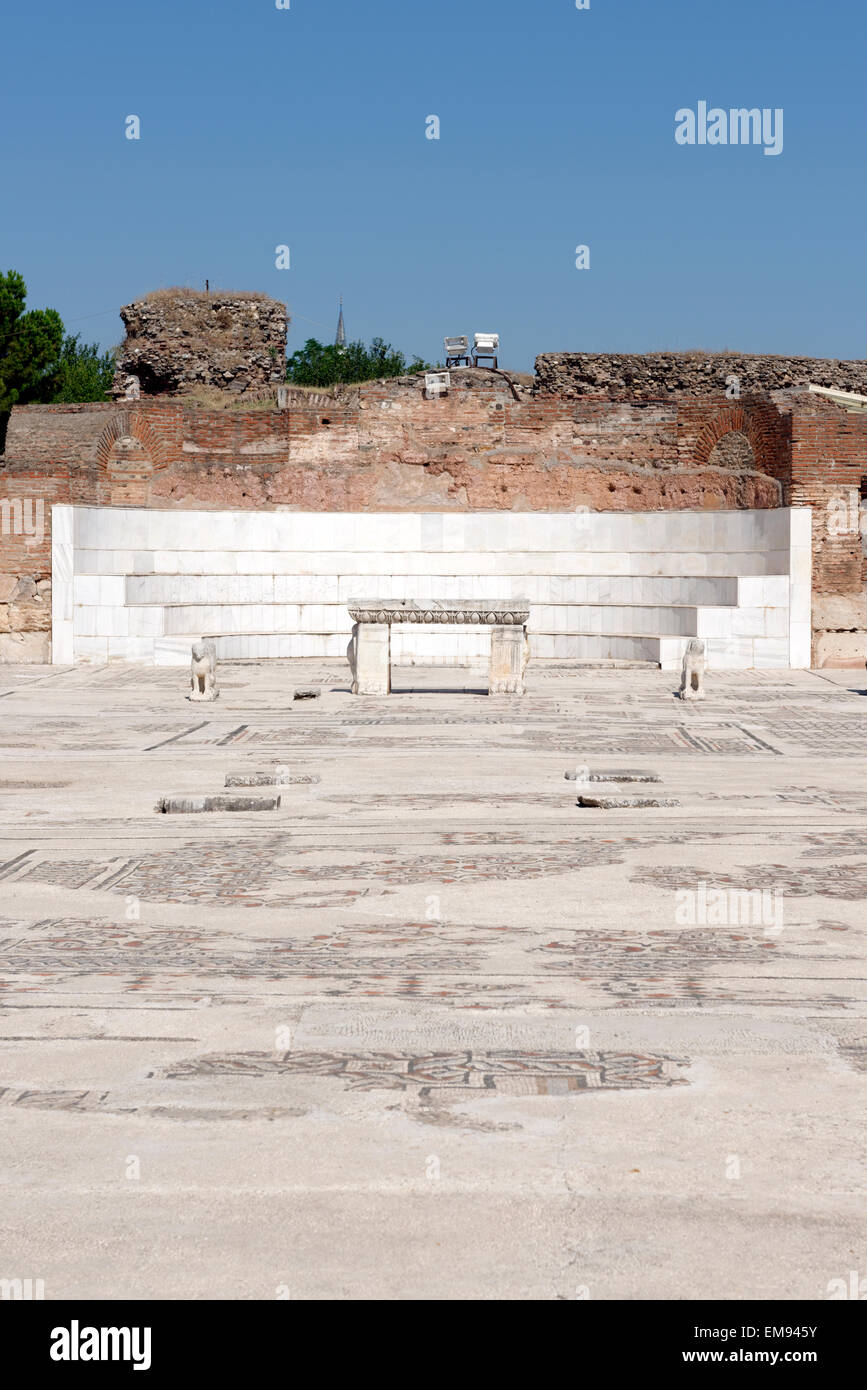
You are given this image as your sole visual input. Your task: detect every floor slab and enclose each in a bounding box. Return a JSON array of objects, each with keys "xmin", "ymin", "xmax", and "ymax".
[{"xmin": 0, "ymin": 661, "xmax": 865, "ymax": 1299}]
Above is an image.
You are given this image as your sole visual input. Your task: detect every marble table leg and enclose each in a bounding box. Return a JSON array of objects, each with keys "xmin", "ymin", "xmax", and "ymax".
[
  {"xmin": 349, "ymin": 622, "xmax": 391, "ymax": 695},
  {"xmin": 489, "ymin": 623, "xmax": 527, "ymax": 695}
]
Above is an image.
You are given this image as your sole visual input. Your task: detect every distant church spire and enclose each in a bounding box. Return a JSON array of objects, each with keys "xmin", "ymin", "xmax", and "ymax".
[{"xmin": 335, "ymin": 296, "xmax": 346, "ymax": 347}]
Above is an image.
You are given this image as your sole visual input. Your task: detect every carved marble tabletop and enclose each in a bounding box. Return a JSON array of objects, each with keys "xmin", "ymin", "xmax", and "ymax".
[{"xmin": 347, "ymin": 599, "xmax": 531, "ymax": 625}]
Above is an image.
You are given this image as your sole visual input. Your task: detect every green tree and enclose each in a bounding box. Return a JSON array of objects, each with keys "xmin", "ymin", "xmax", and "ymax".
[
  {"xmin": 286, "ymin": 336, "xmax": 430, "ymax": 388},
  {"xmin": 0, "ymin": 270, "xmax": 64, "ymax": 412},
  {"xmin": 39, "ymin": 334, "xmax": 116, "ymax": 403}
]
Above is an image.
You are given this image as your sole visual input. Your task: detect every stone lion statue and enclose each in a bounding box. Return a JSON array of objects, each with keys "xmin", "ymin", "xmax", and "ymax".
[
  {"xmin": 189, "ymin": 639, "xmax": 218, "ymax": 701},
  {"xmin": 678, "ymin": 638, "xmax": 706, "ymax": 700}
]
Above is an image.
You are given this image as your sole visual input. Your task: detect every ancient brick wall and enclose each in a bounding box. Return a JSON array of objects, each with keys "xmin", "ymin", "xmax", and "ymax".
[
  {"xmin": 536, "ymin": 352, "xmax": 867, "ymax": 399},
  {"xmin": 0, "ymin": 467, "xmax": 76, "ymax": 662},
  {"xmin": 3, "ymin": 360, "xmax": 867, "ymax": 664},
  {"xmin": 4, "ymin": 403, "xmax": 116, "ymax": 467},
  {"xmin": 786, "ymin": 395, "xmax": 867, "ymax": 664}
]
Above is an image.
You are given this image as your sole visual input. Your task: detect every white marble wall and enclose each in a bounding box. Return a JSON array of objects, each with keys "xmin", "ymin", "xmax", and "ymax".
[{"xmin": 51, "ymin": 506, "xmax": 812, "ymax": 669}]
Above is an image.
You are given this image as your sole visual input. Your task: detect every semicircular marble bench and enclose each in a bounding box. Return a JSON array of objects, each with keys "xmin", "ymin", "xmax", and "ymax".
[{"xmin": 345, "ymin": 599, "xmax": 531, "ymax": 696}]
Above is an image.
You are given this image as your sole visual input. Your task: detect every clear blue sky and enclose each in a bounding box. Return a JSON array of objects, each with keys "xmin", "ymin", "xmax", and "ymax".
[{"xmin": 2, "ymin": 0, "xmax": 865, "ymax": 372}]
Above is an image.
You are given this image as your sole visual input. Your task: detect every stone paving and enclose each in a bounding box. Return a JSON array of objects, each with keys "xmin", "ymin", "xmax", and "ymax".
[{"xmin": 0, "ymin": 660, "xmax": 865, "ymax": 1299}]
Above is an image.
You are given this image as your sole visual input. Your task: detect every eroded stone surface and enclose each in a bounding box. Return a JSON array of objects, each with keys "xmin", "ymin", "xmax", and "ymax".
[
  {"xmin": 225, "ymin": 772, "xmax": 320, "ymax": 788},
  {"xmin": 156, "ymin": 794, "xmax": 281, "ymax": 813},
  {"xmin": 577, "ymin": 795, "xmax": 681, "ymax": 808},
  {"xmin": 565, "ymin": 769, "xmax": 662, "ymax": 783},
  {"xmin": 113, "ymin": 291, "xmax": 287, "ymax": 397}
]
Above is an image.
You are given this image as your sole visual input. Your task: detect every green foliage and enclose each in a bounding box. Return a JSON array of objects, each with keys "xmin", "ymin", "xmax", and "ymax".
[
  {"xmin": 0, "ymin": 270, "xmax": 64, "ymax": 412},
  {"xmin": 0, "ymin": 271, "xmax": 115, "ymax": 410},
  {"xmin": 40, "ymin": 334, "xmax": 117, "ymax": 403},
  {"xmin": 286, "ymin": 336, "xmax": 430, "ymax": 387}
]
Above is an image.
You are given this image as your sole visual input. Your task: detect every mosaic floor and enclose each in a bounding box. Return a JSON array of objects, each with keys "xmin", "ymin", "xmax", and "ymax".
[{"xmin": 0, "ymin": 660, "xmax": 865, "ymax": 1298}]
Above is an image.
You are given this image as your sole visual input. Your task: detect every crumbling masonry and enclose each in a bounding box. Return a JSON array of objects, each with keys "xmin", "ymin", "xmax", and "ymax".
[{"xmin": 2, "ymin": 326, "xmax": 866, "ymax": 665}]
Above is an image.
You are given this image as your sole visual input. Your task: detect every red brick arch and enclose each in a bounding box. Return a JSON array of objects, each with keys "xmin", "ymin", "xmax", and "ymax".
[
  {"xmin": 688, "ymin": 398, "xmax": 791, "ymax": 484},
  {"xmin": 95, "ymin": 411, "xmax": 171, "ymax": 472},
  {"xmin": 694, "ymin": 406, "xmax": 758, "ymax": 465}
]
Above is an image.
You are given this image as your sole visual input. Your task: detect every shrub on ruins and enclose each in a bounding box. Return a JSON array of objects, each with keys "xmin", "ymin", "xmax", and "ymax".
[
  {"xmin": 0, "ymin": 270, "xmax": 64, "ymax": 413},
  {"xmin": 286, "ymin": 336, "xmax": 430, "ymax": 387}
]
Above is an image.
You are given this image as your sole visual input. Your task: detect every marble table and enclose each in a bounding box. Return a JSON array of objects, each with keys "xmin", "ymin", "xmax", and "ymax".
[{"xmin": 346, "ymin": 599, "xmax": 530, "ymax": 695}]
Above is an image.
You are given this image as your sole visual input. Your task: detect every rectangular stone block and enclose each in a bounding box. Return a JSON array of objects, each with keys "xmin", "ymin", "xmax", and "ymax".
[
  {"xmin": 350, "ymin": 622, "xmax": 391, "ymax": 695},
  {"xmin": 489, "ymin": 624, "xmax": 527, "ymax": 695},
  {"xmin": 0, "ymin": 631, "xmax": 50, "ymax": 663}
]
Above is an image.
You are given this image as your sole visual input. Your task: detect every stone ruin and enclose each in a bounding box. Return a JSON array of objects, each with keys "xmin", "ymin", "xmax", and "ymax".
[
  {"xmin": 112, "ymin": 289, "xmax": 287, "ymax": 398},
  {"xmin": 535, "ymin": 351, "xmax": 867, "ymax": 399}
]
